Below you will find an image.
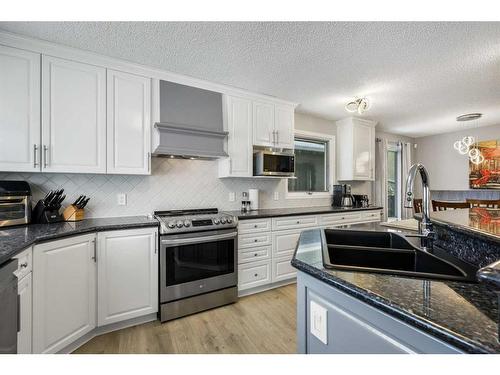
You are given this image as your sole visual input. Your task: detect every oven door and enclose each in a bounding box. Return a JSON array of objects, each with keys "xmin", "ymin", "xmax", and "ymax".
[{"xmin": 160, "ymin": 228, "xmax": 238, "ymax": 302}]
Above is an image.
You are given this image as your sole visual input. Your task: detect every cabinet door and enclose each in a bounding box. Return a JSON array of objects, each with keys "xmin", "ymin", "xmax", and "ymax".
[
  {"xmin": 17, "ymin": 273, "xmax": 32, "ymax": 354},
  {"xmin": 0, "ymin": 45, "xmax": 41, "ymax": 172},
  {"xmin": 33, "ymin": 234, "xmax": 96, "ymax": 354},
  {"xmin": 352, "ymin": 122, "xmax": 373, "ymax": 180},
  {"xmin": 97, "ymin": 228, "xmax": 158, "ymax": 326},
  {"xmin": 107, "ymin": 70, "xmax": 151, "ymax": 175},
  {"xmin": 42, "ymin": 55, "xmax": 106, "ymax": 173},
  {"xmin": 272, "ymin": 254, "xmax": 296, "ymax": 282},
  {"xmin": 274, "ymin": 105, "xmax": 295, "ymax": 149},
  {"xmin": 226, "ymin": 96, "xmax": 252, "ymax": 176},
  {"xmin": 272, "ymin": 229, "xmax": 303, "ymax": 257},
  {"xmin": 252, "ymin": 101, "xmax": 275, "ymax": 147}
]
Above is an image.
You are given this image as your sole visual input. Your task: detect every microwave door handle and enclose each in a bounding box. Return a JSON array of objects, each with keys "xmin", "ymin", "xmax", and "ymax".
[{"xmin": 161, "ymin": 231, "xmax": 237, "ymax": 246}]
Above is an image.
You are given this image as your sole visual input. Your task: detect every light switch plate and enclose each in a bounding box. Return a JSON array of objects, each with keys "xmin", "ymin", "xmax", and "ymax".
[
  {"xmin": 229, "ymin": 192, "xmax": 235, "ymax": 202},
  {"xmin": 273, "ymin": 191, "xmax": 279, "ymax": 201},
  {"xmin": 117, "ymin": 193, "xmax": 127, "ymax": 206},
  {"xmin": 310, "ymin": 300, "xmax": 328, "ymax": 344}
]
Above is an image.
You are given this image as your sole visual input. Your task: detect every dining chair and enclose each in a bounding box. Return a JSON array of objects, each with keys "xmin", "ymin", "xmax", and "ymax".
[
  {"xmin": 432, "ymin": 200, "xmax": 471, "ymax": 211},
  {"xmin": 466, "ymin": 199, "xmax": 500, "ymax": 209}
]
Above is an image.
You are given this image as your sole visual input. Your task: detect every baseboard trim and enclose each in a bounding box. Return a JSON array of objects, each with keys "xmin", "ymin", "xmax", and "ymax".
[
  {"xmin": 57, "ymin": 313, "xmax": 158, "ymax": 354},
  {"xmin": 238, "ymin": 278, "xmax": 296, "ymax": 297}
]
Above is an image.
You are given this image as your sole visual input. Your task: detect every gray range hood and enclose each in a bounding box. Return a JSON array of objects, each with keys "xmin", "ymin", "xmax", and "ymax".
[{"xmin": 153, "ymin": 80, "xmax": 228, "ymax": 159}]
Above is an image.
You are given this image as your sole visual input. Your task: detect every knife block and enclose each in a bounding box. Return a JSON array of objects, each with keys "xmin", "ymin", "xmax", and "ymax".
[
  {"xmin": 63, "ymin": 205, "xmax": 85, "ymax": 222},
  {"xmin": 32, "ymin": 200, "xmax": 64, "ymax": 224}
]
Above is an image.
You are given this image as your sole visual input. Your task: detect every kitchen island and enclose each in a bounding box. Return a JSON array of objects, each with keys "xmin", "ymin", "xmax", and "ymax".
[{"xmin": 292, "ymin": 220, "xmax": 500, "ymax": 354}]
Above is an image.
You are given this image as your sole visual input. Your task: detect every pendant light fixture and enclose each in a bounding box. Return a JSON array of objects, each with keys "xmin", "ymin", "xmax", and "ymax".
[{"xmin": 454, "ymin": 113, "xmax": 484, "ymax": 165}]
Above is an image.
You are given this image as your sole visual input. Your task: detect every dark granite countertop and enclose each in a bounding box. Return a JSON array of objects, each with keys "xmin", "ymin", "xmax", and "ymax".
[
  {"xmin": 292, "ymin": 223, "xmax": 500, "ymax": 354},
  {"xmin": 228, "ymin": 205, "xmax": 383, "ymax": 220},
  {"xmin": 429, "ymin": 208, "xmax": 500, "ymax": 244},
  {"xmin": 0, "ymin": 216, "xmax": 159, "ymax": 266}
]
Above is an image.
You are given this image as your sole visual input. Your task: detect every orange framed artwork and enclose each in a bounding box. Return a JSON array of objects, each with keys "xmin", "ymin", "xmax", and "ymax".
[{"xmin": 469, "ymin": 139, "xmax": 500, "ymax": 189}]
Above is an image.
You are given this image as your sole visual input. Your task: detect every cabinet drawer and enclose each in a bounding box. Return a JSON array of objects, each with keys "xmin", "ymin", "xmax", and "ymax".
[
  {"xmin": 272, "ymin": 254, "xmax": 297, "ymax": 282},
  {"xmin": 239, "ymin": 246, "xmax": 271, "ymax": 264},
  {"xmin": 272, "ymin": 229, "xmax": 302, "ymax": 257},
  {"xmin": 320, "ymin": 212, "xmax": 362, "ymax": 226},
  {"xmin": 238, "ymin": 260, "xmax": 271, "ymax": 291},
  {"xmin": 272, "ymin": 215, "xmax": 318, "ymax": 231},
  {"xmin": 239, "ymin": 232, "xmax": 272, "ymax": 249},
  {"xmin": 238, "ymin": 218, "xmax": 272, "ymax": 234},
  {"xmin": 362, "ymin": 210, "xmax": 381, "ymax": 221},
  {"xmin": 13, "ymin": 247, "xmax": 32, "ymax": 279}
]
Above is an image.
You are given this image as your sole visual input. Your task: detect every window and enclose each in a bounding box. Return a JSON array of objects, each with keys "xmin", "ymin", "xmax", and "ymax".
[
  {"xmin": 387, "ymin": 143, "xmax": 401, "ymax": 220},
  {"xmin": 287, "ymin": 130, "xmax": 334, "ymax": 198}
]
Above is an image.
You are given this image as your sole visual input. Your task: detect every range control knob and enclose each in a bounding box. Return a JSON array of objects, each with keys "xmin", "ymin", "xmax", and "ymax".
[
  {"xmin": 183, "ymin": 220, "xmax": 191, "ymax": 227},
  {"xmin": 176, "ymin": 220, "xmax": 183, "ymax": 228},
  {"xmin": 213, "ymin": 218, "xmax": 220, "ymax": 225},
  {"xmin": 226, "ymin": 217, "xmax": 233, "ymax": 224},
  {"xmin": 167, "ymin": 221, "xmax": 176, "ymax": 229},
  {"xmin": 220, "ymin": 217, "xmax": 227, "ymax": 224}
]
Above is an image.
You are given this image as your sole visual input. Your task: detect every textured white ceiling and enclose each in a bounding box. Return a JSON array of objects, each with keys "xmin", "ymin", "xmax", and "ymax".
[{"xmin": 1, "ymin": 22, "xmax": 499, "ymax": 137}]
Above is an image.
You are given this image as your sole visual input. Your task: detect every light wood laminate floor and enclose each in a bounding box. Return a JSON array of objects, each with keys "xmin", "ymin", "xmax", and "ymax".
[{"xmin": 74, "ymin": 284, "xmax": 297, "ymax": 354}]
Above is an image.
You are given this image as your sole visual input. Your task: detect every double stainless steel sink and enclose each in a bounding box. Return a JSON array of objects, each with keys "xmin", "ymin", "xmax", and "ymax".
[{"xmin": 322, "ymin": 229, "xmax": 478, "ymax": 282}]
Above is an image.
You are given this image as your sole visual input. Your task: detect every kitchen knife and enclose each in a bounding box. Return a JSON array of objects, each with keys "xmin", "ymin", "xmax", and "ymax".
[
  {"xmin": 56, "ymin": 194, "xmax": 66, "ymax": 209},
  {"xmin": 79, "ymin": 197, "xmax": 90, "ymax": 209},
  {"xmin": 73, "ymin": 195, "xmax": 83, "ymax": 206},
  {"xmin": 75, "ymin": 195, "xmax": 86, "ymax": 207}
]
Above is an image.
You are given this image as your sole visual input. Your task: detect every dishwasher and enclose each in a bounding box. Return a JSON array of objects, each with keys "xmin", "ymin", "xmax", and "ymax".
[{"xmin": 0, "ymin": 259, "xmax": 18, "ymax": 354}]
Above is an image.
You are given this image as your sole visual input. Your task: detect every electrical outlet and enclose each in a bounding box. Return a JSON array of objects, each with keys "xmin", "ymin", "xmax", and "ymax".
[
  {"xmin": 229, "ymin": 192, "xmax": 235, "ymax": 202},
  {"xmin": 273, "ymin": 191, "xmax": 279, "ymax": 201},
  {"xmin": 117, "ymin": 193, "xmax": 127, "ymax": 206},
  {"xmin": 310, "ymin": 300, "xmax": 327, "ymax": 344}
]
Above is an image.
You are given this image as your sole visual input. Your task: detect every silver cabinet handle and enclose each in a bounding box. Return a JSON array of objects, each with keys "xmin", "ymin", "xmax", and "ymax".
[
  {"xmin": 276, "ymin": 130, "xmax": 279, "ymax": 145},
  {"xmin": 33, "ymin": 144, "xmax": 38, "ymax": 168},
  {"xmin": 154, "ymin": 231, "xmax": 158, "ymax": 254},
  {"xmin": 92, "ymin": 239, "xmax": 97, "ymax": 262},
  {"xmin": 43, "ymin": 145, "xmax": 48, "ymax": 168},
  {"xmin": 147, "ymin": 152, "xmax": 151, "ymax": 173}
]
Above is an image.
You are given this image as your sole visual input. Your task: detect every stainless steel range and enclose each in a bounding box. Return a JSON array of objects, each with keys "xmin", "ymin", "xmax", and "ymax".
[{"xmin": 155, "ymin": 208, "xmax": 239, "ymax": 322}]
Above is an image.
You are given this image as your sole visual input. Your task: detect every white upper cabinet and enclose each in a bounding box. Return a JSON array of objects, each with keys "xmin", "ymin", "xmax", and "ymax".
[
  {"xmin": 32, "ymin": 234, "xmax": 96, "ymax": 354},
  {"xmin": 107, "ymin": 70, "xmax": 151, "ymax": 175},
  {"xmin": 274, "ymin": 104, "xmax": 295, "ymax": 149},
  {"xmin": 42, "ymin": 55, "xmax": 107, "ymax": 173},
  {"xmin": 219, "ymin": 95, "xmax": 253, "ymax": 177},
  {"xmin": 253, "ymin": 101, "xmax": 295, "ymax": 149},
  {"xmin": 253, "ymin": 101, "xmax": 275, "ymax": 147},
  {"xmin": 97, "ymin": 228, "xmax": 158, "ymax": 326},
  {"xmin": 336, "ymin": 117, "xmax": 377, "ymax": 181},
  {"xmin": 0, "ymin": 45, "xmax": 41, "ymax": 172}
]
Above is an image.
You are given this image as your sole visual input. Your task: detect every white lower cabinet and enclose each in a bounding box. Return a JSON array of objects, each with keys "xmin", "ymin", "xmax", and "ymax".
[
  {"xmin": 272, "ymin": 255, "xmax": 296, "ymax": 282},
  {"xmin": 237, "ymin": 210, "xmax": 382, "ymax": 294},
  {"xmin": 17, "ymin": 273, "xmax": 32, "ymax": 354},
  {"xmin": 238, "ymin": 260, "xmax": 271, "ymax": 290},
  {"xmin": 97, "ymin": 228, "xmax": 158, "ymax": 326},
  {"xmin": 33, "ymin": 234, "xmax": 97, "ymax": 354}
]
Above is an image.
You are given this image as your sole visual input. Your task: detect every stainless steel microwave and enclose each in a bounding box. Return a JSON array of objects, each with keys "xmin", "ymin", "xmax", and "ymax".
[{"xmin": 253, "ymin": 150, "xmax": 295, "ymax": 177}]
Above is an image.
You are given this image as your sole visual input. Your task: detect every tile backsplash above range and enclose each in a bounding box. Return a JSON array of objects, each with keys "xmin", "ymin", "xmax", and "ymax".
[{"xmin": 0, "ymin": 158, "xmax": 370, "ymax": 218}]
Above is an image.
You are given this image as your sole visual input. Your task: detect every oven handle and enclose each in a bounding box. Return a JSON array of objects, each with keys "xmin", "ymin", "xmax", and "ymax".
[{"xmin": 161, "ymin": 231, "xmax": 237, "ymax": 246}]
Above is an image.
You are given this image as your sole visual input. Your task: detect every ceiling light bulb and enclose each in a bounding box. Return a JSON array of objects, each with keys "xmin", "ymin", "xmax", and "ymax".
[
  {"xmin": 462, "ymin": 136, "xmax": 475, "ymax": 147},
  {"xmin": 468, "ymin": 148, "xmax": 480, "ymax": 159},
  {"xmin": 345, "ymin": 101, "xmax": 358, "ymax": 113},
  {"xmin": 457, "ymin": 142, "xmax": 469, "ymax": 155}
]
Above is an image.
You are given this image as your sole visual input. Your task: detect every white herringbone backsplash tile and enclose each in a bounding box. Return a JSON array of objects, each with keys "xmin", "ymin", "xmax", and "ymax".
[{"xmin": 0, "ymin": 158, "xmax": 337, "ymax": 218}]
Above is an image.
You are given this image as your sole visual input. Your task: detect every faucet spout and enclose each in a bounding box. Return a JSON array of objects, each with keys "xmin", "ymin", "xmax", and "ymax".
[{"xmin": 404, "ymin": 163, "xmax": 434, "ymax": 251}]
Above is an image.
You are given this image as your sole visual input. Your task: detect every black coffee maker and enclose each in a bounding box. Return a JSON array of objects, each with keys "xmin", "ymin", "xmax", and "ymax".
[{"xmin": 332, "ymin": 184, "xmax": 354, "ymax": 208}]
